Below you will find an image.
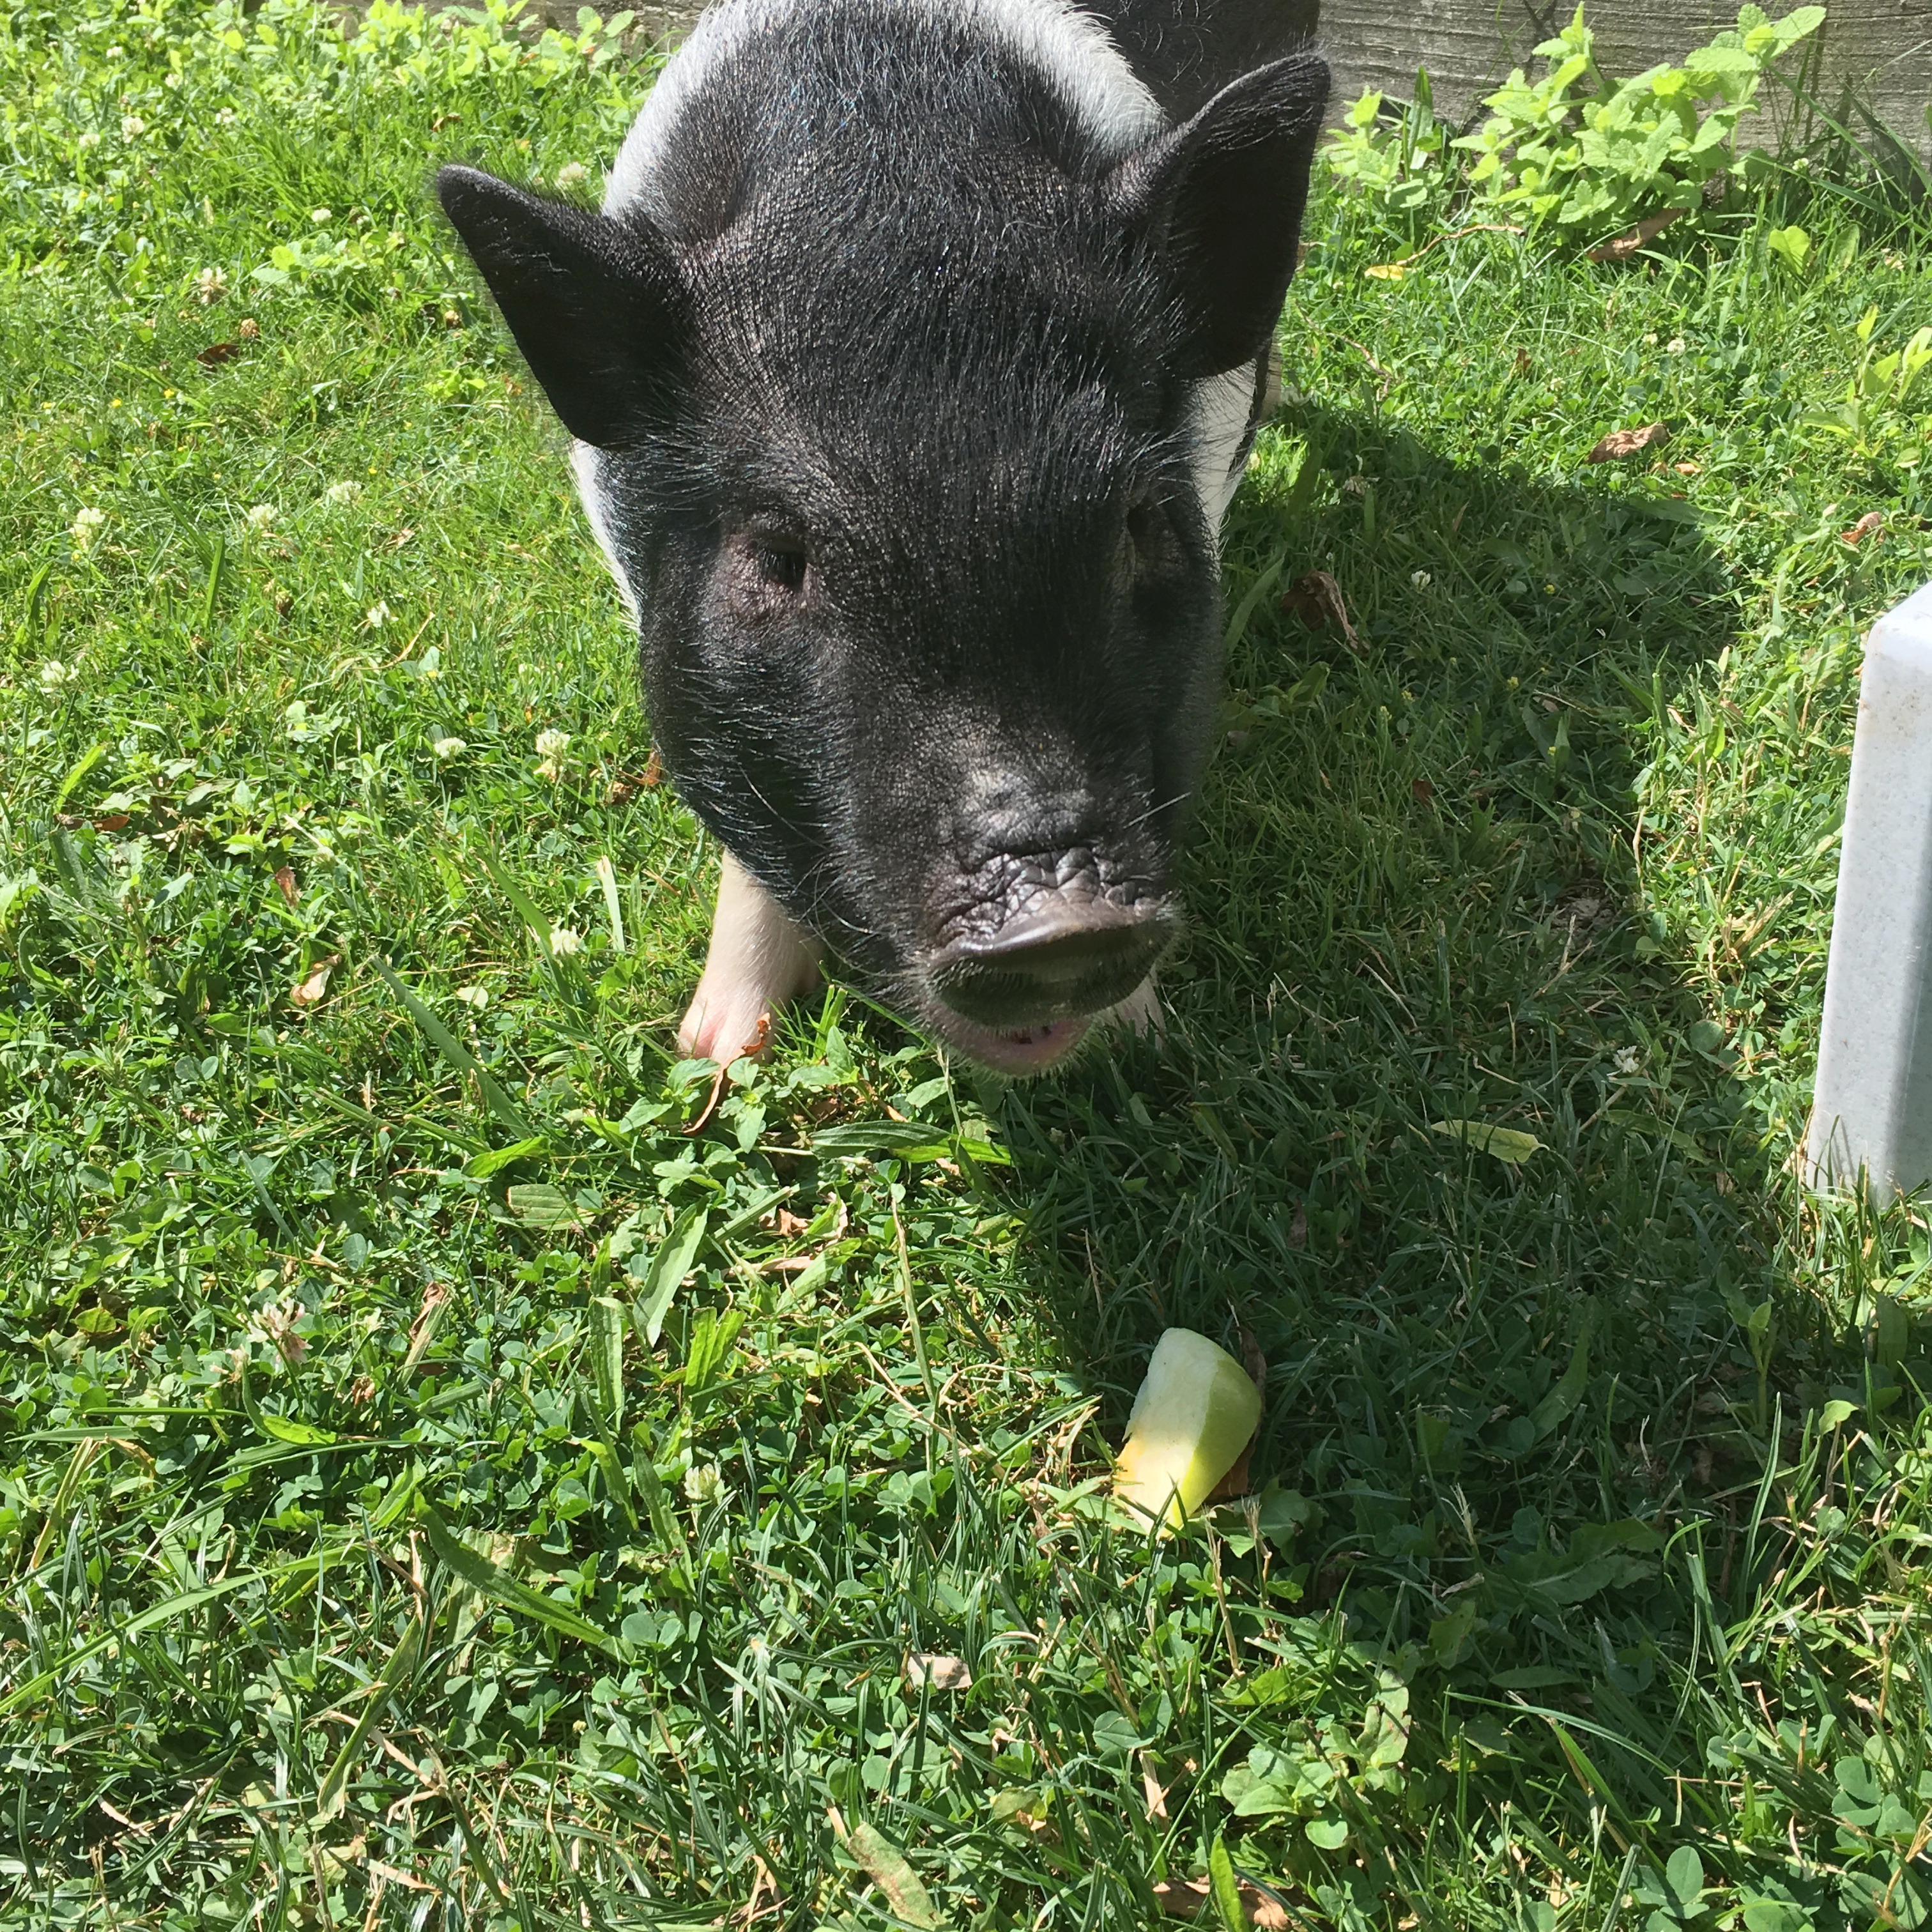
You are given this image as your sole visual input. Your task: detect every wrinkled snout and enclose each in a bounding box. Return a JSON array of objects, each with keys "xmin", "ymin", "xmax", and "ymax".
[{"xmin": 930, "ymin": 887, "xmax": 1175, "ymax": 1041}]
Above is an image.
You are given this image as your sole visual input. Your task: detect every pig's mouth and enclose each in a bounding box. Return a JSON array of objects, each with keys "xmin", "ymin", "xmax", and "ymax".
[
  {"xmin": 930, "ymin": 1011, "xmax": 1094, "ymax": 1076},
  {"xmin": 912, "ymin": 889, "xmax": 1176, "ymax": 1075}
]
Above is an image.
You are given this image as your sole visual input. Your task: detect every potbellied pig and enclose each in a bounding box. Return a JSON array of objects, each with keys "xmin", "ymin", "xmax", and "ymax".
[{"xmin": 438, "ymin": 0, "xmax": 1327, "ymax": 1073}]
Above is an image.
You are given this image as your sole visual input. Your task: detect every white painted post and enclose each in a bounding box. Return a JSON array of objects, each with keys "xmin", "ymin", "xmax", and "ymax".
[{"xmin": 1808, "ymin": 581, "xmax": 1932, "ymax": 1199}]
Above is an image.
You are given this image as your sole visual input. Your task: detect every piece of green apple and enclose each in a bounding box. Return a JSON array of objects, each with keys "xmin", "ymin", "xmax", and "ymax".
[{"xmin": 1113, "ymin": 1328, "xmax": 1261, "ymax": 1531}]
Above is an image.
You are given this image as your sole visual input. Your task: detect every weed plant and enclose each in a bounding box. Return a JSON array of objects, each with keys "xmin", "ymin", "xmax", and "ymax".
[{"xmin": 4, "ymin": 3, "xmax": 1932, "ymax": 1928}]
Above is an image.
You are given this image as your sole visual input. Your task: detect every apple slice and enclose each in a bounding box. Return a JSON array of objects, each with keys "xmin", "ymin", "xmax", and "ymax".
[{"xmin": 1114, "ymin": 1328, "xmax": 1261, "ymax": 1531}]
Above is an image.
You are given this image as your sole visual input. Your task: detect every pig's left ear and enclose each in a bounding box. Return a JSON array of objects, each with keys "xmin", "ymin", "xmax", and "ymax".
[
  {"xmin": 1107, "ymin": 53, "xmax": 1330, "ymax": 379},
  {"xmin": 437, "ymin": 165, "xmax": 684, "ymax": 449}
]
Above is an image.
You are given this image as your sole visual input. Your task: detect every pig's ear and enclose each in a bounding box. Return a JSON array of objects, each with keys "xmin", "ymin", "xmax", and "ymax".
[
  {"xmin": 436, "ymin": 164, "xmax": 684, "ymax": 448},
  {"xmin": 1107, "ymin": 54, "xmax": 1330, "ymax": 379}
]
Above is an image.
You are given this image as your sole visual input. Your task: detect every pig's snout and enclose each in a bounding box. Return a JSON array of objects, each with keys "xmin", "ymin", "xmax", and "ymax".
[{"xmin": 930, "ymin": 898, "xmax": 1173, "ymax": 1031}]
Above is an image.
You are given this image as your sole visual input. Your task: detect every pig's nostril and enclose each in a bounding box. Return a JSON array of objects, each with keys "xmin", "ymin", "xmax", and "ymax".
[{"xmin": 930, "ymin": 903, "xmax": 1174, "ymax": 1029}]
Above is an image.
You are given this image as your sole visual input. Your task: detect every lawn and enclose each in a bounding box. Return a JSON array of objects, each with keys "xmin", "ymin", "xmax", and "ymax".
[{"xmin": 4, "ymin": 3, "xmax": 1932, "ymax": 1928}]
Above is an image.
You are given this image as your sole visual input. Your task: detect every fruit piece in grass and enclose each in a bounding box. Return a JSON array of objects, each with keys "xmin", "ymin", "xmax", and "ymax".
[{"xmin": 1114, "ymin": 1328, "xmax": 1261, "ymax": 1530}]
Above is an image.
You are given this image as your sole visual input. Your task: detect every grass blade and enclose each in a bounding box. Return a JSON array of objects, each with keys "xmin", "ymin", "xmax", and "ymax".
[
  {"xmin": 369, "ymin": 956, "xmax": 533, "ymax": 1138},
  {"xmin": 417, "ymin": 1501, "xmax": 621, "ymax": 1659},
  {"xmin": 312, "ymin": 1611, "xmax": 423, "ymax": 1825}
]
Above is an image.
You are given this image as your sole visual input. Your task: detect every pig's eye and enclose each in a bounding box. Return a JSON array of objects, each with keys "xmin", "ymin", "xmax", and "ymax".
[
  {"xmin": 749, "ymin": 536, "xmax": 809, "ymax": 594},
  {"xmin": 723, "ymin": 527, "xmax": 813, "ymax": 615}
]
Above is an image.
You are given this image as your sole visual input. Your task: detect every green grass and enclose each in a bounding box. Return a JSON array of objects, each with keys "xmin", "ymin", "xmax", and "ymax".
[{"xmin": 5, "ymin": 2, "xmax": 1932, "ymax": 1927}]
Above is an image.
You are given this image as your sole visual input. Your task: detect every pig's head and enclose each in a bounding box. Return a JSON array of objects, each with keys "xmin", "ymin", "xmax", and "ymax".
[{"xmin": 438, "ymin": 38, "xmax": 1325, "ymax": 1073}]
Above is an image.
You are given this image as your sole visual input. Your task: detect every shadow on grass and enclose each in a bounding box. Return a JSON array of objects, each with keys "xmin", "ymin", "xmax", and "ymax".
[{"xmin": 991, "ymin": 401, "xmax": 1848, "ymax": 1843}]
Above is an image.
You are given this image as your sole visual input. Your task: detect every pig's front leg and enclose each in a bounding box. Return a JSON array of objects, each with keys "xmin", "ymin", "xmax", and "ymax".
[{"xmin": 678, "ymin": 850, "xmax": 822, "ymax": 1062}]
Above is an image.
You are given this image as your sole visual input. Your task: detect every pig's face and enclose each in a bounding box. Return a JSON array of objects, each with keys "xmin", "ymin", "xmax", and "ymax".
[{"xmin": 439, "ymin": 36, "xmax": 1325, "ymax": 1071}]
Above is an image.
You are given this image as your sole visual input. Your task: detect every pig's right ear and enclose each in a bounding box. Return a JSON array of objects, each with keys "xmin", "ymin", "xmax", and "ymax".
[
  {"xmin": 436, "ymin": 165, "xmax": 684, "ymax": 449},
  {"xmin": 1106, "ymin": 53, "xmax": 1330, "ymax": 379}
]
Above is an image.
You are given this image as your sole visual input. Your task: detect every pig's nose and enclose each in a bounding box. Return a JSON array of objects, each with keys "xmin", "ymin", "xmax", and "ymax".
[{"xmin": 930, "ymin": 900, "xmax": 1174, "ymax": 1029}]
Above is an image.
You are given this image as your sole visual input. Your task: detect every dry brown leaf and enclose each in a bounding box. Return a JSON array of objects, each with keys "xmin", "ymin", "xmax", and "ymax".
[
  {"xmin": 1154, "ymin": 1877, "xmax": 1291, "ymax": 1928},
  {"xmin": 195, "ymin": 341, "xmax": 239, "ymax": 367},
  {"xmin": 1411, "ymin": 776, "xmax": 1435, "ymax": 806},
  {"xmin": 1841, "ymin": 511, "xmax": 1885, "ymax": 546},
  {"xmin": 1282, "ymin": 570, "xmax": 1363, "ymax": 652},
  {"xmin": 903, "ymin": 1652, "xmax": 972, "ymax": 1691},
  {"xmin": 1585, "ymin": 422, "xmax": 1670, "ymax": 464},
  {"xmin": 1675, "ymin": 461, "xmax": 1703, "ymax": 476},
  {"xmin": 273, "ymin": 865, "xmax": 298, "ymax": 907},
  {"xmin": 1514, "ymin": 347, "xmax": 1532, "ymax": 377},
  {"xmin": 290, "ymin": 954, "xmax": 341, "ymax": 1007},
  {"xmin": 1586, "ymin": 209, "xmax": 1683, "ymax": 262}
]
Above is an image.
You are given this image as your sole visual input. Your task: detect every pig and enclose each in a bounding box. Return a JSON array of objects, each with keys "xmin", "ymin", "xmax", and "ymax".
[{"xmin": 437, "ymin": 0, "xmax": 1327, "ymax": 1074}]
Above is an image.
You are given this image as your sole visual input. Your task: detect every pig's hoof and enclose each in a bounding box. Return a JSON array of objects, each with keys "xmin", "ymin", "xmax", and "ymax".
[
  {"xmin": 1107, "ymin": 976, "xmax": 1165, "ymax": 1041},
  {"xmin": 677, "ymin": 850, "xmax": 821, "ymax": 1063}
]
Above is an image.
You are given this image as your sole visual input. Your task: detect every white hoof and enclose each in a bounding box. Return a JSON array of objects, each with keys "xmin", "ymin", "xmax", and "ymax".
[{"xmin": 677, "ymin": 851, "xmax": 822, "ymax": 1063}]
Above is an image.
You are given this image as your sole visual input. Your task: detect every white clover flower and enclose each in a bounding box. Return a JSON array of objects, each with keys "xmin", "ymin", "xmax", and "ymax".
[
  {"xmin": 1613, "ymin": 1046, "xmax": 1642, "ymax": 1076},
  {"xmin": 454, "ymin": 983, "xmax": 489, "ymax": 1010},
  {"xmin": 555, "ymin": 162, "xmax": 588, "ymax": 190},
  {"xmin": 1410, "ymin": 569, "xmax": 1431, "ymax": 590},
  {"xmin": 1666, "ymin": 337, "xmax": 1687, "ymax": 354},
  {"xmin": 120, "ymin": 114, "xmax": 145, "ymax": 140},
  {"xmin": 247, "ymin": 1295, "xmax": 307, "ymax": 1368},
  {"xmin": 364, "ymin": 600, "xmax": 392, "ymax": 630},
  {"xmin": 72, "ymin": 505, "xmax": 106, "ymax": 549},
  {"xmin": 323, "ymin": 479, "xmax": 361, "ymax": 504},
  {"xmin": 432, "ymin": 735, "xmax": 466, "ymax": 762},
  {"xmin": 310, "ymin": 207, "xmax": 332, "ymax": 224},
  {"xmin": 547, "ymin": 926, "xmax": 583, "ymax": 957},
  {"xmin": 195, "ymin": 265, "xmax": 227, "ymax": 304},
  {"xmin": 215, "ymin": 106, "xmax": 236, "ymax": 126},
  {"xmin": 245, "ymin": 502, "xmax": 275, "ymax": 532},
  {"xmin": 39, "ymin": 660, "xmax": 73, "ymax": 689},
  {"xmin": 77, "ymin": 128, "xmax": 101, "ymax": 150},
  {"xmin": 683, "ymin": 1462, "xmax": 724, "ymax": 1505},
  {"xmin": 534, "ymin": 728, "xmax": 570, "ymax": 758},
  {"xmin": 164, "ymin": 70, "xmax": 181, "ymax": 89}
]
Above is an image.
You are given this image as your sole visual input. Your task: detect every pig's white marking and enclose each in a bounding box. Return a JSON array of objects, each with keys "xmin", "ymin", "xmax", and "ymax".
[
  {"xmin": 570, "ymin": 440, "xmax": 638, "ymax": 620},
  {"xmin": 605, "ymin": 0, "xmax": 1163, "ymax": 221},
  {"xmin": 678, "ymin": 849, "xmax": 823, "ymax": 1062},
  {"xmin": 1192, "ymin": 360, "xmax": 1263, "ymax": 528}
]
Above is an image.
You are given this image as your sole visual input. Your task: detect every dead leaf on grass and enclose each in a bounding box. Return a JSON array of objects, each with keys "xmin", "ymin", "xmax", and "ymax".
[
  {"xmin": 1411, "ymin": 776, "xmax": 1435, "ymax": 806},
  {"xmin": 196, "ymin": 341, "xmax": 239, "ymax": 367},
  {"xmin": 1841, "ymin": 512, "xmax": 1884, "ymax": 546},
  {"xmin": 1154, "ymin": 1876, "xmax": 1292, "ymax": 1928},
  {"xmin": 1282, "ymin": 570, "xmax": 1363, "ymax": 652},
  {"xmin": 1586, "ymin": 210, "xmax": 1683, "ymax": 262},
  {"xmin": 273, "ymin": 865, "xmax": 298, "ymax": 907},
  {"xmin": 400, "ymin": 1281, "xmax": 450, "ymax": 1377},
  {"xmin": 827, "ymin": 1809, "xmax": 940, "ymax": 1930},
  {"xmin": 1585, "ymin": 422, "xmax": 1670, "ymax": 464},
  {"xmin": 904, "ymin": 1652, "xmax": 972, "ymax": 1691},
  {"xmin": 290, "ymin": 954, "xmax": 340, "ymax": 1006},
  {"xmin": 1433, "ymin": 1119, "xmax": 1543, "ymax": 1165}
]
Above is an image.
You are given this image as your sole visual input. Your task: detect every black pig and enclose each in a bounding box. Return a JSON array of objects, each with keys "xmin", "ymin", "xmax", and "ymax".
[{"xmin": 438, "ymin": 0, "xmax": 1326, "ymax": 1073}]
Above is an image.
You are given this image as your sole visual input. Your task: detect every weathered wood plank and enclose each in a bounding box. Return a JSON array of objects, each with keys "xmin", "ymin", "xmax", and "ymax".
[{"xmin": 1320, "ymin": 0, "xmax": 1931, "ymax": 167}]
